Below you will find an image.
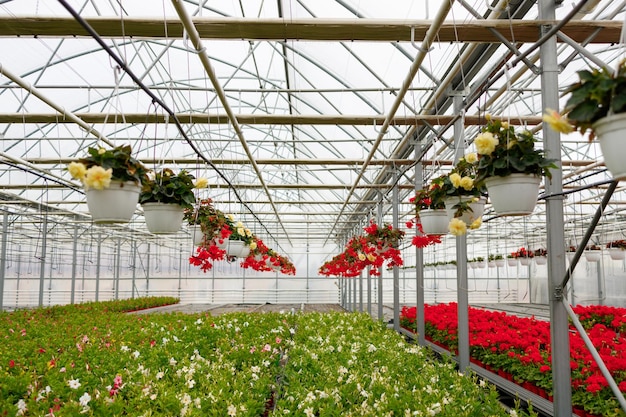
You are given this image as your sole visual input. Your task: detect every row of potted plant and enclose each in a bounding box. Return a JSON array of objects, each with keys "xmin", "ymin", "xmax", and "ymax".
[
  {"xmin": 318, "ymin": 220, "xmax": 405, "ymax": 277},
  {"xmin": 0, "ymin": 299, "xmax": 535, "ymax": 416},
  {"xmin": 400, "ymin": 302, "xmax": 626, "ymax": 417}
]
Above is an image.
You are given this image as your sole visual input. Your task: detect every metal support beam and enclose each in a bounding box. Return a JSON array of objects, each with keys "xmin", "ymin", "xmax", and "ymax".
[
  {"xmin": 453, "ymin": 94, "xmax": 470, "ymax": 371},
  {"xmin": 377, "ymin": 198, "xmax": 384, "ymax": 321},
  {"xmin": 95, "ymin": 233, "xmax": 101, "ymax": 302},
  {"xmin": 70, "ymin": 225, "xmax": 78, "ymax": 304},
  {"xmin": 540, "ymin": 1, "xmax": 571, "ymax": 415},
  {"xmin": 415, "ymin": 139, "xmax": 426, "ymax": 346},
  {"xmin": 0, "ymin": 212, "xmax": 7, "ymax": 311},
  {"xmin": 38, "ymin": 215, "xmax": 47, "ymax": 307},
  {"xmin": 392, "ymin": 169, "xmax": 400, "ymax": 332}
]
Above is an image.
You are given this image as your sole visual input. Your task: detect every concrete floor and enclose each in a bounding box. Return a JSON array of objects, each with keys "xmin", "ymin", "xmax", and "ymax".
[{"xmin": 129, "ymin": 303, "xmax": 346, "ymax": 315}]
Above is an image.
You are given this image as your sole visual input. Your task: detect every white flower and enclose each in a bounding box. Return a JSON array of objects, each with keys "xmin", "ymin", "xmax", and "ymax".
[
  {"xmin": 156, "ymin": 371, "xmax": 165, "ymax": 379},
  {"xmin": 181, "ymin": 393, "xmax": 192, "ymax": 406},
  {"xmin": 304, "ymin": 408, "xmax": 315, "ymax": 417},
  {"xmin": 162, "ymin": 337, "xmax": 169, "ymax": 345},
  {"xmin": 169, "ymin": 357, "xmax": 178, "ymax": 366},
  {"xmin": 79, "ymin": 392, "xmax": 91, "ymax": 406},
  {"xmin": 186, "ymin": 379, "xmax": 195, "ymax": 388},
  {"xmin": 68, "ymin": 378, "xmax": 81, "ymax": 389},
  {"xmin": 227, "ymin": 404, "xmax": 237, "ymax": 416},
  {"xmin": 367, "ymin": 344, "xmax": 377, "ymax": 353},
  {"xmin": 15, "ymin": 399, "xmax": 27, "ymax": 416},
  {"xmin": 133, "ymin": 350, "xmax": 140, "ymax": 359},
  {"xmin": 120, "ymin": 345, "xmax": 129, "ymax": 352}
]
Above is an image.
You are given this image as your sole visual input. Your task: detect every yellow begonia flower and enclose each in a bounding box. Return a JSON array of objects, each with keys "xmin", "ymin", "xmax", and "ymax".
[
  {"xmin": 98, "ymin": 147, "xmax": 107, "ymax": 155},
  {"xmin": 84, "ymin": 166, "xmax": 112, "ymax": 190},
  {"xmin": 249, "ymin": 241, "xmax": 257, "ymax": 250},
  {"xmin": 474, "ymin": 132, "xmax": 499, "ymax": 155},
  {"xmin": 237, "ymin": 227, "xmax": 245, "ymax": 236},
  {"xmin": 245, "ymin": 228, "xmax": 252, "ymax": 237},
  {"xmin": 465, "ymin": 152, "xmax": 478, "ymax": 163},
  {"xmin": 448, "ymin": 218, "xmax": 467, "ymax": 236},
  {"xmin": 470, "ymin": 217, "xmax": 482, "ymax": 230},
  {"xmin": 227, "ymin": 214, "xmax": 235, "ymax": 221},
  {"xmin": 236, "ymin": 221, "xmax": 244, "ymax": 228},
  {"xmin": 68, "ymin": 162, "xmax": 87, "ymax": 181},
  {"xmin": 459, "ymin": 176, "xmax": 474, "ymax": 191},
  {"xmin": 502, "ymin": 121, "xmax": 509, "ymax": 129},
  {"xmin": 449, "ymin": 173, "xmax": 462, "ymax": 188},
  {"xmin": 194, "ymin": 177, "xmax": 208, "ymax": 189},
  {"xmin": 366, "ymin": 253, "xmax": 377, "ymax": 262},
  {"xmin": 543, "ymin": 108, "xmax": 574, "ymax": 134},
  {"xmin": 485, "ymin": 114, "xmax": 492, "ymax": 121},
  {"xmin": 358, "ymin": 253, "xmax": 366, "ymax": 261}
]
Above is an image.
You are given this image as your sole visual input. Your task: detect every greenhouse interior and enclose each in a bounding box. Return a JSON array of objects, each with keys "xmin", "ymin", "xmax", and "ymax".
[{"xmin": 2, "ymin": 0, "xmax": 626, "ymax": 416}]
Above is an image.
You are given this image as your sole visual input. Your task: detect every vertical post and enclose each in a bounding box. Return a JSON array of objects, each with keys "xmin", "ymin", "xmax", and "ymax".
[
  {"xmin": 367, "ymin": 267, "xmax": 372, "ymax": 317},
  {"xmin": 415, "ymin": 138, "xmax": 426, "ymax": 345},
  {"xmin": 377, "ymin": 197, "xmax": 384, "ymax": 320},
  {"xmin": 0, "ymin": 212, "xmax": 8, "ymax": 311},
  {"xmin": 178, "ymin": 244, "xmax": 183, "ymax": 300},
  {"xmin": 38, "ymin": 215, "xmax": 48, "ymax": 307},
  {"xmin": 95, "ymin": 233, "xmax": 101, "ymax": 302},
  {"xmin": 70, "ymin": 225, "xmax": 78, "ymax": 304},
  {"xmin": 392, "ymin": 169, "xmax": 400, "ymax": 332},
  {"xmin": 453, "ymin": 94, "xmax": 470, "ymax": 371},
  {"xmin": 131, "ymin": 239, "xmax": 137, "ymax": 299},
  {"xmin": 359, "ymin": 270, "xmax": 363, "ymax": 312},
  {"xmin": 596, "ymin": 260, "xmax": 604, "ymax": 305},
  {"xmin": 539, "ymin": 0, "xmax": 572, "ymax": 414},
  {"xmin": 146, "ymin": 243, "xmax": 151, "ymax": 296},
  {"xmin": 114, "ymin": 237, "xmax": 121, "ymax": 300}
]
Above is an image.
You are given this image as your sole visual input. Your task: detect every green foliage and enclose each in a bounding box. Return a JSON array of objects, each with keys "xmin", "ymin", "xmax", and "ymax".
[
  {"xmin": 564, "ymin": 60, "xmax": 626, "ymax": 138},
  {"xmin": 475, "ymin": 119, "xmax": 557, "ymax": 183},
  {"xmin": 139, "ymin": 168, "xmax": 196, "ymax": 208},
  {"xmin": 77, "ymin": 144, "xmax": 148, "ymax": 185}
]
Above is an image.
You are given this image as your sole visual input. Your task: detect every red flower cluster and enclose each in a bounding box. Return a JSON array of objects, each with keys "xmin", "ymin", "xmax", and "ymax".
[
  {"xmin": 400, "ymin": 303, "xmax": 626, "ymax": 416},
  {"xmin": 510, "ymin": 247, "xmax": 533, "ymax": 258},
  {"xmin": 189, "ymin": 245, "xmax": 227, "ymax": 272},
  {"xmin": 319, "ymin": 220, "xmax": 405, "ymax": 277},
  {"xmin": 406, "ymin": 221, "xmax": 442, "ymax": 249}
]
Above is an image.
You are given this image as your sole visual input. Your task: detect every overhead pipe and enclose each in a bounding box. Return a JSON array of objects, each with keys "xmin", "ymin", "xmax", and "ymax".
[
  {"xmin": 326, "ymin": 0, "xmax": 455, "ymax": 244},
  {"xmin": 170, "ymin": 0, "xmax": 291, "ymax": 245},
  {"xmin": 0, "ymin": 63, "xmax": 112, "ymax": 147}
]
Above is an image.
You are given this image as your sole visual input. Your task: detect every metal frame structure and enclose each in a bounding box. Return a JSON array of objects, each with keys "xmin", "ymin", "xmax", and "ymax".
[{"xmin": 1, "ymin": 1, "xmax": 626, "ymax": 415}]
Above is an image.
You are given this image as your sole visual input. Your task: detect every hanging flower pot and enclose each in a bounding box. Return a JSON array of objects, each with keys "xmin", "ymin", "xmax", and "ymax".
[
  {"xmin": 239, "ymin": 244, "xmax": 251, "ymax": 258},
  {"xmin": 488, "ymin": 261, "xmax": 496, "ymax": 268},
  {"xmin": 608, "ymin": 248, "xmax": 626, "ymax": 261},
  {"xmin": 584, "ymin": 249, "xmax": 602, "ymax": 262},
  {"xmin": 495, "ymin": 259, "xmax": 506, "ymax": 268},
  {"xmin": 418, "ymin": 209, "xmax": 449, "ymax": 235},
  {"xmin": 484, "ymin": 174, "xmax": 541, "ymax": 216},
  {"xmin": 85, "ymin": 180, "xmax": 141, "ymax": 224},
  {"xmin": 444, "ymin": 196, "xmax": 486, "ymax": 226},
  {"xmin": 142, "ymin": 202, "xmax": 184, "ymax": 234},
  {"xmin": 226, "ymin": 240, "xmax": 245, "ymax": 257},
  {"xmin": 507, "ymin": 257, "xmax": 518, "ymax": 267},
  {"xmin": 519, "ymin": 257, "xmax": 532, "ymax": 266},
  {"xmin": 592, "ymin": 114, "xmax": 626, "ymax": 180},
  {"xmin": 190, "ymin": 225, "xmax": 205, "ymax": 246},
  {"xmin": 534, "ymin": 256, "xmax": 548, "ymax": 265}
]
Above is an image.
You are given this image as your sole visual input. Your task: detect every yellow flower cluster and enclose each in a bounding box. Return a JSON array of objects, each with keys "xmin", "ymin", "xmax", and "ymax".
[
  {"xmin": 543, "ymin": 108, "xmax": 574, "ymax": 134},
  {"xmin": 449, "ymin": 172, "xmax": 474, "ymax": 191},
  {"xmin": 194, "ymin": 177, "xmax": 208, "ymax": 189},
  {"xmin": 474, "ymin": 132, "xmax": 499, "ymax": 155},
  {"xmin": 67, "ymin": 161, "xmax": 112, "ymax": 190}
]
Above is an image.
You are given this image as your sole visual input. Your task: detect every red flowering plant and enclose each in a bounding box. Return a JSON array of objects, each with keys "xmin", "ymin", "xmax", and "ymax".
[
  {"xmin": 363, "ymin": 220, "xmax": 405, "ymax": 274},
  {"xmin": 511, "ymin": 247, "xmax": 533, "ymax": 259},
  {"xmin": 405, "ymin": 187, "xmax": 445, "ymax": 249}
]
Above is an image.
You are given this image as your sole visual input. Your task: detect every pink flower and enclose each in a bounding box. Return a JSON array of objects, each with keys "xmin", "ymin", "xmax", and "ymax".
[
  {"xmin": 275, "ymin": 337, "xmax": 282, "ymax": 344},
  {"xmin": 261, "ymin": 344, "xmax": 271, "ymax": 352}
]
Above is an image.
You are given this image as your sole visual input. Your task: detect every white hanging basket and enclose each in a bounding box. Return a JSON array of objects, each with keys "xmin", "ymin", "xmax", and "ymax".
[
  {"xmin": 488, "ymin": 261, "xmax": 496, "ymax": 268},
  {"xmin": 507, "ymin": 258, "xmax": 518, "ymax": 267},
  {"xmin": 534, "ymin": 256, "xmax": 548, "ymax": 265},
  {"xmin": 519, "ymin": 257, "xmax": 532, "ymax": 266},
  {"xmin": 444, "ymin": 196, "xmax": 486, "ymax": 226},
  {"xmin": 566, "ymin": 252, "xmax": 575, "ymax": 262},
  {"xmin": 609, "ymin": 248, "xmax": 626, "ymax": 261},
  {"xmin": 85, "ymin": 180, "xmax": 140, "ymax": 224},
  {"xmin": 593, "ymin": 113, "xmax": 626, "ymax": 181},
  {"xmin": 495, "ymin": 259, "xmax": 506, "ymax": 268},
  {"xmin": 584, "ymin": 250, "xmax": 602, "ymax": 262},
  {"xmin": 484, "ymin": 173, "xmax": 541, "ymax": 216},
  {"xmin": 418, "ymin": 209, "xmax": 449, "ymax": 235},
  {"xmin": 142, "ymin": 202, "xmax": 184, "ymax": 234},
  {"xmin": 226, "ymin": 240, "xmax": 245, "ymax": 257},
  {"xmin": 190, "ymin": 225, "xmax": 204, "ymax": 246},
  {"xmin": 239, "ymin": 244, "xmax": 251, "ymax": 258}
]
